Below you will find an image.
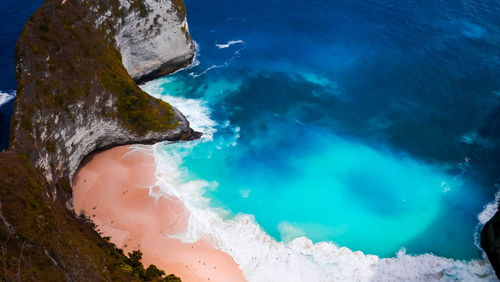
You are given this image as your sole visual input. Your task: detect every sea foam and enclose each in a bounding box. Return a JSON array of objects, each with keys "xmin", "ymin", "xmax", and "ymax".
[
  {"xmin": 141, "ymin": 80, "xmax": 216, "ymax": 140},
  {"xmin": 216, "ymin": 40, "xmax": 245, "ymax": 49},
  {"xmin": 478, "ymin": 189, "xmax": 500, "ymax": 226},
  {"xmin": 144, "ymin": 88, "xmax": 496, "ymax": 281},
  {"xmin": 0, "ymin": 91, "xmax": 15, "ymax": 108},
  {"xmin": 188, "ymin": 40, "xmax": 246, "ymax": 78}
]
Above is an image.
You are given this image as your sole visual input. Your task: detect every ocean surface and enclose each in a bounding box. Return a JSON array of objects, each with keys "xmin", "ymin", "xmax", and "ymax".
[
  {"xmin": 0, "ymin": 0, "xmax": 43, "ymax": 150},
  {"xmin": 1, "ymin": 0, "xmax": 499, "ymax": 280},
  {"xmin": 140, "ymin": 0, "xmax": 500, "ymax": 280}
]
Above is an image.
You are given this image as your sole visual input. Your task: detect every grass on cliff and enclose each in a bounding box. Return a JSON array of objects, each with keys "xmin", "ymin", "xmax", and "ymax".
[
  {"xmin": 0, "ymin": 151, "xmax": 181, "ymax": 281},
  {"xmin": 14, "ymin": 0, "xmax": 178, "ymax": 140},
  {"xmin": 98, "ymin": 45, "xmax": 178, "ymax": 134},
  {"xmin": 171, "ymin": 0, "xmax": 187, "ymax": 20},
  {"xmin": 130, "ymin": 0, "xmax": 149, "ymax": 18},
  {"xmin": 4, "ymin": 0, "xmax": 188, "ymax": 280}
]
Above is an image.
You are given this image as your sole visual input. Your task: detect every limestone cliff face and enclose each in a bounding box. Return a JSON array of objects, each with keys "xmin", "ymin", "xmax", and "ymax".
[
  {"xmin": 114, "ymin": 0, "xmax": 195, "ymax": 83},
  {"xmin": 0, "ymin": 0, "xmax": 194, "ymax": 279},
  {"xmin": 28, "ymin": 100, "xmax": 189, "ymax": 185}
]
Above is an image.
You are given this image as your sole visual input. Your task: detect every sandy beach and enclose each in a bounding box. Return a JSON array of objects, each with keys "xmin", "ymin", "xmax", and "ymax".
[{"xmin": 72, "ymin": 145, "xmax": 245, "ymax": 282}]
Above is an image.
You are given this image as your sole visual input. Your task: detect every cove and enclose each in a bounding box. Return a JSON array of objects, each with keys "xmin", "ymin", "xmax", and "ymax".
[{"xmin": 142, "ymin": 0, "xmax": 500, "ymax": 260}]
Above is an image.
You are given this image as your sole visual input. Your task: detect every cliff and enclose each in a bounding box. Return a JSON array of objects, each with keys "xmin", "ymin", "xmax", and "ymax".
[
  {"xmin": 483, "ymin": 211, "xmax": 500, "ymax": 279},
  {"xmin": 114, "ymin": 0, "xmax": 195, "ymax": 83},
  {"xmin": 0, "ymin": 0, "xmax": 195, "ymax": 280},
  {"xmin": 479, "ymin": 105, "xmax": 500, "ymax": 279}
]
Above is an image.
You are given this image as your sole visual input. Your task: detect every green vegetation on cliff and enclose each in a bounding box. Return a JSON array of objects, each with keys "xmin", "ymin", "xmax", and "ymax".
[
  {"xmin": 0, "ymin": 152, "xmax": 180, "ymax": 280},
  {"xmin": 130, "ymin": 0, "xmax": 149, "ymax": 18},
  {"xmin": 98, "ymin": 46, "xmax": 177, "ymax": 134},
  {"xmin": 13, "ymin": 0, "xmax": 177, "ymax": 145}
]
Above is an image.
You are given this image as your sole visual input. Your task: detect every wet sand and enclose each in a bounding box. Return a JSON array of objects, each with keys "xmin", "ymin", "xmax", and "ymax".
[{"xmin": 72, "ymin": 145, "xmax": 245, "ymax": 282}]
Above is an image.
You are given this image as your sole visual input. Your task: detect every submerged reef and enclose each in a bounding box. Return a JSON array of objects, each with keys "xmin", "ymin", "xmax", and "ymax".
[{"xmin": 0, "ymin": 0, "xmax": 195, "ymax": 279}]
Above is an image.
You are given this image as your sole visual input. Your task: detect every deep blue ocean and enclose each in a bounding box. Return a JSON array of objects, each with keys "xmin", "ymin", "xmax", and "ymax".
[
  {"xmin": 0, "ymin": 0, "xmax": 43, "ymax": 149},
  {"xmin": 142, "ymin": 0, "xmax": 500, "ymax": 261}
]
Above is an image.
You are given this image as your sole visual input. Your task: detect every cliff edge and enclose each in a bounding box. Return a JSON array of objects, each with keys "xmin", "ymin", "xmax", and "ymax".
[
  {"xmin": 479, "ymin": 105, "xmax": 500, "ymax": 279},
  {"xmin": 0, "ymin": 0, "xmax": 195, "ymax": 280}
]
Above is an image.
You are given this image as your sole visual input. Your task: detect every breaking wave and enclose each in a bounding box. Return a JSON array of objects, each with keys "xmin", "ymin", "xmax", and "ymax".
[
  {"xmin": 147, "ymin": 91, "xmax": 496, "ymax": 281},
  {"xmin": 216, "ymin": 40, "xmax": 245, "ymax": 49},
  {"xmin": 0, "ymin": 90, "xmax": 15, "ymax": 108},
  {"xmin": 189, "ymin": 40, "xmax": 246, "ymax": 78}
]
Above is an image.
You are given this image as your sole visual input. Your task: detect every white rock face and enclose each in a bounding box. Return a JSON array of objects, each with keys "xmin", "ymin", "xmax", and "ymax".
[
  {"xmin": 11, "ymin": 0, "xmax": 196, "ymax": 184},
  {"xmin": 114, "ymin": 0, "xmax": 195, "ymax": 82},
  {"xmin": 27, "ymin": 93, "xmax": 190, "ymax": 183}
]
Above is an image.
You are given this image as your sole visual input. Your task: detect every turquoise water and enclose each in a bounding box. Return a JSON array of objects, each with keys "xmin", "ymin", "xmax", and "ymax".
[
  {"xmin": 181, "ymin": 127, "xmax": 449, "ymax": 256},
  {"xmin": 143, "ymin": 0, "xmax": 500, "ymax": 260},
  {"xmin": 145, "ymin": 73, "xmax": 489, "ymax": 260}
]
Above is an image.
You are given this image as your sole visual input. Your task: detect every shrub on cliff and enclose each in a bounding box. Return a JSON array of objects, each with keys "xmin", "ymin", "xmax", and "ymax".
[{"xmin": 121, "ymin": 250, "xmax": 180, "ymax": 281}]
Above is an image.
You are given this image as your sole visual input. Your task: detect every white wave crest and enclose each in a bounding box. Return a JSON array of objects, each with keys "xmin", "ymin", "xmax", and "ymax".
[
  {"xmin": 149, "ymin": 93, "xmax": 496, "ymax": 281},
  {"xmin": 478, "ymin": 189, "xmax": 500, "ymax": 226},
  {"xmin": 189, "ymin": 40, "xmax": 246, "ymax": 78},
  {"xmin": 153, "ymin": 143, "xmax": 495, "ymax": 281},
  {"xmin": 216, "ymin": 40, "xmax": 245, "ymax": 49},
  {"xmin": 0, "ymin": 91, "xmax": 15, "ymax": 107},
  {"xmin": 191, "ymin": 41, "xmax": 201, "ymax": 68},
  {"xmin": 474, "ymin": 185, "xmax": 500, "ymax": 259},
  {"xmin": 140, "ymin": 81, "xmax": 217, "ymax": 141},
  {"xmin": 161, "ymin": 95, "xmax": 216, "ymax": 140},
  {"xmin": 190, "ymin": 64, "xmax": 225, "ymax": 78}
]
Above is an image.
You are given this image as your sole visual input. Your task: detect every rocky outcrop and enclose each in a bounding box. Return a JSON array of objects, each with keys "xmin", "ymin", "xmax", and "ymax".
[
  {"xmin": 114, "ymin": 0, "xmax": 195, "ymax": 83},
  {"xmin": 10, "ymin": 0, "xmax": 196, "ymax": 184},
  {"xmin": 0, "ymin": 0, "xmax": 195, "ymax": 279},
  {"xmin": 33, "ymin": 103, "xmax": 190, "ymax": 184},
  {"xmin": 479, "ymin": 105, "xmax": 500, "ymax": 279}
]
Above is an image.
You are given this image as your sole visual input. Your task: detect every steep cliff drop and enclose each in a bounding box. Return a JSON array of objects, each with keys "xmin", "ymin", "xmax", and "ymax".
[
  {"xmin": 0, "ymin": 0, "xmax": 198, "ymax": 280},
  {"xmin": 482, "ymin": 212, "xmax": 500, "ymax": 280},
  {"xmin": 479, "ymin": 105, "xmax": 500, "ymax": 279}
]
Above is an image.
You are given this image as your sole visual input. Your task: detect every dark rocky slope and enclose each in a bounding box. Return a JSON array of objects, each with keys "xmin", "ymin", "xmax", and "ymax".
[
  {"xmin": 483, "ymin": 212, "xmax": 500, "ymax": 280},
  {"xmin": 0, "ymin": 0, "xmax": 195, "ymax": 280},
  {"xmin": 479, "ymin": 105, "xmax": 500, "ymax": 279}
]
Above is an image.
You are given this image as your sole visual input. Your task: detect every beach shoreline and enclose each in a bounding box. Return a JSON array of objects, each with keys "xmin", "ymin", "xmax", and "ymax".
[{"xmin": 72, "ymin": 145, "xmax": 245, "ymax": 282}]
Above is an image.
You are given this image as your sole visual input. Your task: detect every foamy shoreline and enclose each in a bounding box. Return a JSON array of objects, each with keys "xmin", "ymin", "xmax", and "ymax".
[
  {"xmin": 72, "ymin": 145, "xmax": 245, "ymax": 282},
  {"xmin": 151, "ymin": 141, "xmax": 497, "ymax": 282},
  {"xmin": 134, "ymin": 78, "xmax": 499, "ymax": 281},
  {"xmin": 71, "ymin": 142, "xmax": 497, "ymax": 281}
]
